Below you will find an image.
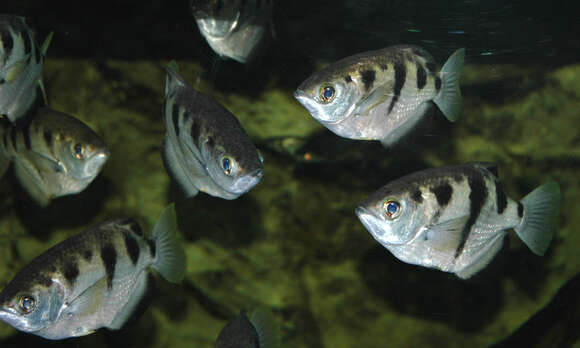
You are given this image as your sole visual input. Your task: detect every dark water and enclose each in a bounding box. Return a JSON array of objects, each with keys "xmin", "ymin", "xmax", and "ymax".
[{"xmin": 0, "ymin": 1, "xmax": 579, "ymax": 347}]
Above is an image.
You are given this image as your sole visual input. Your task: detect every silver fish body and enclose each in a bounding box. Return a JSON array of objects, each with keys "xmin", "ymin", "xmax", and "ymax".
[
  {"xmin": 294, "ymin": 45, "xmax": 465, "ymax": 147},
  {"xmin": 216, "ymin": 308, "xmax": 279, "ymax": 348},
  {"xmin": 190, "ymin": 0, "xmax": 273, "ymax": 63},
  {"xmin": 356, "ymin": 162, "xmax": 560, "ymax": 279},
  {"xmin": 162, "ymin": 63, "xmax": 263, "ymax": 200},
  {"xmin": 0, "ymin": 107, "xmax": 109, "ymax": 206},
  {"xmin": 0, "ymin": 204, "xmax": 186, "ymax": 340},
  {"xmin": 0, "ymin": 15, "xmax": 51, "ymax": 123}
]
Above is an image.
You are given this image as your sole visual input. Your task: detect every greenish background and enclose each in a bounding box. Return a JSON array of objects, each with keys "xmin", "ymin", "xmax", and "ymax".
[{"xmin": 0, "ymin": 1, "xmax": 579, "ymax": 347}]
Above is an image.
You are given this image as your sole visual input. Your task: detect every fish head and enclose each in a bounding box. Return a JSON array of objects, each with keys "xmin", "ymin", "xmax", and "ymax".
[
  {"xmin": 191, "ymin": 0, "xmax": 242, "ymax": 38},
  {"xmin": 294, "ymin": 69, "xmax": 361, "ymax": 125},
  {"xmin": 0, "ymin": 280, "xmax": 64, "ymax": 334},
  {"xmin": 356, "ymin": 184, "xmax": 426, "ymax": 246},
  {"xmin": 57, "ymin": 137, "xmax": 109, "ymax": 181},
  {"xmin": 203, "ymin": 140, "xmax": 264, "ymax": 199}
]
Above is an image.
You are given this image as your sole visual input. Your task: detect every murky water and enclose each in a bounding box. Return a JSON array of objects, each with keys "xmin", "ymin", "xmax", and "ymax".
[{"xmin": 0, "ymin": 1, "xmax": 579, "ymax": 347}]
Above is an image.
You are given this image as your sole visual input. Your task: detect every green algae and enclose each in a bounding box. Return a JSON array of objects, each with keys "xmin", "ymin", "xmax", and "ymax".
[{"xmin": 0, "ymin": 55, "xmax": 579, "ymax": 348}]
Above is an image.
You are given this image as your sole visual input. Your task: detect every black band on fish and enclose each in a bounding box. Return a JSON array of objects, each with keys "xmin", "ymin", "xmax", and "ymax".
[
  {"xmin": 100, "ymin": 243, "xmax": 117, "ymax": 290},
  {"xmin": 455, "ymin": 173, "xmax": 488, "ymax": 258},
  {"xmin": 388, "ymin": 62, "xmax": 406, "ymax": 114},
  {"xmin": 411, "ymin": 188, "xmax": 423, "ymax": 203},
  {"xmin": 147, "ymin": 239, "xmax": 156, "ymax": 258},
  {"xmin": 43, "ymin": 130, "xmax": 52, "ymax": 146},
  {"xmin": 172, "ymin": 104, "xmax": 181, "ymax": 137},
  {"xmin": 1, "ymin": 30, "xmax": 13, "ymax": 54},
  {"xmin": 361, "ymin": 69, "xmax": 376, "ymax": 92},
  {"xmin": 431, "ymin": 182, "xmax": 452, "ymax": 207},
  {"xmin": 63, "ymin": 260, "xmax": 79, "ymax": 285},
  {"xmin": 123, "ymin": 233, "xmax": 140, "ymax": 266},
  {"xmin": 494, "ymin": 179, "xmax": 508, "ymax": 214},
  {"xmin": 518, "ymin": 202, "xmax": 524, "ymax": 218},
  {"xmin": 435, "ymin": 76, "xmax": 442, "ymax": 93},
  {"xmin": 416, "ymin": 63, "xmax": 427, "ymax": 90}
]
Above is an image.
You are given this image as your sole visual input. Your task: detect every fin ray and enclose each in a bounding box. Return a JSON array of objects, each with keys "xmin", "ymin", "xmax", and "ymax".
[
  {"xmin": 433, "ymin": 48, "xmax": 465, "ymax": 122},
  {"xmin": 149, "ymin": 203, "xmax": 186, "ymax": 283},
  {"xmin": 514, "ymin": 181, "xmax": 560, "ymax": 255}
]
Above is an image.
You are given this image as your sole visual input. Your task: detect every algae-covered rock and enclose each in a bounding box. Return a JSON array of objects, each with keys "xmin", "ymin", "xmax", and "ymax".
[{"xmin": 0, "ymin": 1, "xmax": 579, "ymax": 347}]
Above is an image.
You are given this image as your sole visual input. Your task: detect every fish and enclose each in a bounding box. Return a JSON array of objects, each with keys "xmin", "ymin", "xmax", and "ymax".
[
  {"xmin": 355, "ymin": 162, "xmax": 560, "ymax": 279},
  {"xmin": 162, "ymin": 61, "xmax": 263, "ymax": 200},
  {"xmin": 0, "ymin": 107, "xmax": 109, "ymax": 206},
  {"xmin": 190, "ymin": 0, "xmax": 274, "ymax": 64},
  {"xmin": 0, "ymin": 15, "xmax": 52, "ymax": 124},
  {"xmin": 0, "ymin": 203, "xmax": 186, "ymax": 340},
  {"xmin": 215, "ymin": 308, "xmax": 279, "ymax": 348},
  {"xmin": 294, "ymin": 45, "xmax": 465, "ymax": 147}
]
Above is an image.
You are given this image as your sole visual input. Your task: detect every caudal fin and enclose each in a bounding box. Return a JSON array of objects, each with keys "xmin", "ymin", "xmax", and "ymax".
[
  {"xmin": 150, "ymin": 203, "xmax": 187, "ymax": 283},
  {"xmin": 514, "ymin": 181, "xmax": 560, "ymax": 255},
  {"xmin": 433, "ymin": 48, "xmax": 465, "ymax": 122}
]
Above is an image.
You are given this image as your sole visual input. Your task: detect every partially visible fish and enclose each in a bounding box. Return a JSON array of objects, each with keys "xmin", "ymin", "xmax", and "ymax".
[
  {"xmin": 162, "ymin": 61, "xmax": 263, "ymax": 200},
  {"xmin": 355, "ymin": 162, "xmax": 560, "ymax": 279},
  {"xmin": 215, "ymin": 308, "xmax": 279, "ymax": 348},
  {"xmin": 190, "ymin": 0, "xmax": 274, "ymax": 64},
  {"xmin": 0, "ymin": 107, "xmax": 109, "ymax": 206},
  {"xmin": 0, "ymin": 204, "xmax": 186, "ymax": 340},
  {"xmin": 294, "ymin": 45, "xmax": 465, "ymax": 147},
  {"xmin": 0, "ymin": 15, "xmax": 52, "ymax": 123}
]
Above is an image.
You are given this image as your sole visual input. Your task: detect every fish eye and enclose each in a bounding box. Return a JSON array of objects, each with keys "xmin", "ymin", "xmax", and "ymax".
[
  {"xmin": 221, "ymin": 156, "xmax": 236, "ymax": 176},
  {"xmin": 73, "ymin": 143, "xmax": 85, "ymax": 160},
  {"xmin": 383, "ymin": 200, "xmax": 401, "ymax": 219},
  {"xmin": 18, "ymin": 296, "xmax": 36, "ymax": 314},
  {"xmin": 319, "ymin": 85, "xmax": 335, "ymax": 104}
]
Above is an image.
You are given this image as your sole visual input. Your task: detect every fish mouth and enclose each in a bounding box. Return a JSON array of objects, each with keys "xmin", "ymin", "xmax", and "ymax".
[
  {"xmin": 229, "ymin": 168, "xmax": 263, "ymax": 194},
  {"xmin": 355, "ymin": 207, "xmax": 406, "ymax": 246},
  {"xmin": 0, "ymin": 308, "xmax": 31, "ymax": 332}
]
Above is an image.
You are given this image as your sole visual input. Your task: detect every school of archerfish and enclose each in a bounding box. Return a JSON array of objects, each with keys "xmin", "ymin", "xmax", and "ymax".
[{"xmin": 0, "ymin": 0, "xmax": 561, "ymax": 345}]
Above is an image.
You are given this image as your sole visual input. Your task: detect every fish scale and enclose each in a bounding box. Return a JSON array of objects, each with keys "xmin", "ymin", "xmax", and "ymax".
[
  {"xmin": 162, "ymin": 62, "xmax": 263, "ymax": 200},
  {"xmin": 0, "ymin": 205, "xmax": 186, "ymax": 340},
  {"xmin": 0, "ymin": 108, "xmax": 109, "ymax": 206},
  {"xmin": 356, "ymin": 162, "xmax": 560, "ymax": 278},
  {"xmin": 0, "ymin": 15, "xmax": 51, "ymax": 123},
  {"xmin": 294, "ymin": 45, "xmax": 465, "ymax": 147}
]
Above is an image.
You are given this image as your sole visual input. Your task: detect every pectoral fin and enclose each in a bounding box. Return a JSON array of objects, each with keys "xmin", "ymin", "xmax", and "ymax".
[
  {"xmin": 354, "ymin": 83, "xmax": 394, "ymax": 117},
  {"xmin": 424, "ymin": 215, "xmax": 469, "ymax": 252}
]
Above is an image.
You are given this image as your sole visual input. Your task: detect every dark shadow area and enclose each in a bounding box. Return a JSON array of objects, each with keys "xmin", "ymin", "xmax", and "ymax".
[
  {"xmin": 463, "ymin": 73, "xmax": 549, "ymax": 106},
  {"xmin": 284, "ymin": 107, "xmax": 456, "ymax": 192},
  {"xmin": 0, "ymin": 0, "xmax": 578, "ymax": 99},
  {"xmin": 357, "ymin": 244, "xmax": 506, "ymax": 332},
  {"xmin": 489, "ymin": 272, "xmax": 580, "ymax": 348},
  {"xmin": 12, "ymin": 175, "xmax": 114, "ymax": 241},
  {"xmin": 169, "ymin": 186, "xmax": 264, "ymax": 248},
  {"xmin": 278, "ymin": 306, "xmax": 325, "ymax": 348}
]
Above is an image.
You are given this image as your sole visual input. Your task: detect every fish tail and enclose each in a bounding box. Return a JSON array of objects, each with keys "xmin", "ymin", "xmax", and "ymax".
[
  {"xmin": 150, "ymin": 203, "xmax": 187, "ymax": 283},
  {"xmin": 433, "ymin": 48, "xmax": 465, "ymax": 122},
  {"xmin": 514, "ymin": 181, "xmax": 560, "ymax": 255},
  {"xmin": 250, "ymin": 308, "xmax": 280, "ymax": 348}
]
